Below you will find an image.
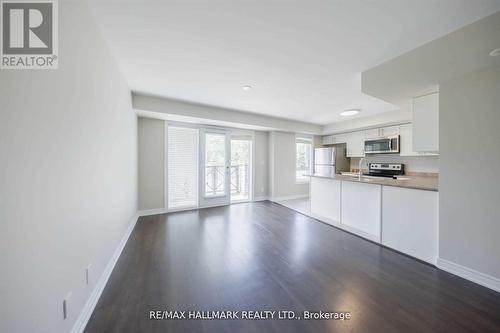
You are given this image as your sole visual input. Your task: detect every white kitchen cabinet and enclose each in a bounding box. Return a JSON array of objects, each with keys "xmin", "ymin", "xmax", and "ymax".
[
  {"xmin": 310, "ymin": 177, "xmax": 341, "ymax": 224},
  {"xmin": 364, "ymin": 128, "xmax": 380, "ymax": 139},
  {"xmin": 322, "ymin": 134, "xmax": 348, "ymax": 146},
  {"xmin": 346, "ymin": 131, "xmax": 365, "ymax": 157},
  {"xmin": 341, "ymin": 181, "xmax": 381, "ymax": 242},
  {"xmin": 322, "ymin": 135, "xmax": 334, "ymax": 145},
  {"xmin": 334, "ymin": 134, "xmax": 348, "ymax": 144},
  {"xmin": 381, "ymin": 186, "xmax": 438, "ymax": 264},
  {"xmin": 399, "ymin": 123, "xmax": 419, "ymax": 156},
  {"xmin": 413, "ymin": 92, "xmax": 439, "ymax": 153},
  {"xmin": 400, "ymin": 123, "xmax": 438, "ymax": 156},
  {"xmin": 379, "ymin": 125, "xmax": 400, "ymax": 137},
  {"xmin": 364, "ymin": 126, "xmax": 399, "ymax": 139}
]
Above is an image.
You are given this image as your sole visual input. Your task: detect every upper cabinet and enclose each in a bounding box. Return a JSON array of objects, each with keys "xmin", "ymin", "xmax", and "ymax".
[
  {"xmin": 399, "ymin": 123, "xmax": 419, "ymax": 156},
  {"xmin": 400, "ymin": 123, "xmax": 438, "ymax": 156},
  {"xmin": 364, "ymin": 125, "xmax": 399, "ymax": 139},
  {"xmin": 363, "ymin": 128, "xmax": 380, "ymax": 139},
  {"xmin": 323, "ymin": 132, "xmax": 364, "ymax": 157},
  {"xmin": 322, "ymin": 133, "xmax": 347, "ymax": 145},
  {"xmin": 379, "ymin": 125, "xmax": 400, "ymax": 137},
  {"xmin": 413, "ymin": 92, "xmax": 439, "ymax": 153},
  {"xmin": 322, "ymin": 135, "xmax": 333, "ymax": 145},
  {"xmin": 346, "ymin": 131, "xmax": 365, "ymax": 157},
  {"xmin": 323, "ymin": 121, "xmax": 437, "ymax": 157}
]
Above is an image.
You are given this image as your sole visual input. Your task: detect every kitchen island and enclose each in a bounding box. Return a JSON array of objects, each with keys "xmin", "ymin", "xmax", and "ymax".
[{"xmin": 309, "ymin": 174, "xmax": 439, "ymax": 264}]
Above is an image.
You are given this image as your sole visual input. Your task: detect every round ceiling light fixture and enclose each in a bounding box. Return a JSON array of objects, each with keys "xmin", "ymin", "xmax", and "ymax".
[
  {"xmin": 489, "ymin": 48, "xmax": 500, "ymax": 57},
  {"xmin": 242, "ymin": 85, "xmax": 252, "ymax": 91},
  {"xmin": 340, "ymin": 109, "xmax": 361, "ymax": 116}
]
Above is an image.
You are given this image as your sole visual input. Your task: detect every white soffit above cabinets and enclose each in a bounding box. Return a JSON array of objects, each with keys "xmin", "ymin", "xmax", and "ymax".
[
  {"xmin": 362, "ymin": 11, "xmax": 500, "ymax": 105},
  {"xmin": 89, "ymin": 0, "xmax": 500, "ymax": 125}
]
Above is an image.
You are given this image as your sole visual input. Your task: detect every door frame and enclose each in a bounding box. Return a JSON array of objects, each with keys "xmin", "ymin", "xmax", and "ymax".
[
  {"xmin": 199, "ymin": 128, "xmax": 231, "ymax": 208},
  {"xmin": 164, "ymin": 121, "xmax": 255, "ymax": 212},
  {"xmin": 229, "ymin": 131, "xmax": 254, "ymax": 203}
]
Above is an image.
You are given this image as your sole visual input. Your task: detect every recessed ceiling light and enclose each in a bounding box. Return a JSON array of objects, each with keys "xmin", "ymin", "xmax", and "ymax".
[
  {"xmin": 340, "ymin": 109, "xmax": 360, "ymax": 116},
  {"xmin": 489, "ymin": 48, "xmax": 500, "ymax": 57},
  {"xmin": 242, "ymin": 85, "xmax": 252, "ymax": 91}
]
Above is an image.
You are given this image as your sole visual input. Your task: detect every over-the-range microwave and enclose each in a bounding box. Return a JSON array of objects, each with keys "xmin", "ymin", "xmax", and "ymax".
[{"xmin": 364, "ymin": 135, "xmax": 400, "ymax": 154}]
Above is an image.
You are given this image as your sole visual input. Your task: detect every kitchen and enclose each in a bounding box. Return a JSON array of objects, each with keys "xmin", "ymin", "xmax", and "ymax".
[
  {"xmin": 305, "ymin": 92, "xmax": 439, "ymax": 264},
  {"xmin": 3, "ymin": 2, "xmax": 499, "ymax": 333}
]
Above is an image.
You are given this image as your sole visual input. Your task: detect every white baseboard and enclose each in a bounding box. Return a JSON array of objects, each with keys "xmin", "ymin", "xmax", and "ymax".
[
  {"xmin": 253, "ymin": 196, "xmax": 269, "ymax": 202},
  {"xmin": 138, "ymin": 208, "xmax": 167, "ymax": 217},
  {"xmin": 271, "ymin": 194, "xmax": 309, "ymax": 202},
  {"xmin": 437, "ymin": 258, "xmax": 500, "ymax": 293},
  {"xmin": 71, "ymin": 213, "xmax": 139, "ymax": 333}
]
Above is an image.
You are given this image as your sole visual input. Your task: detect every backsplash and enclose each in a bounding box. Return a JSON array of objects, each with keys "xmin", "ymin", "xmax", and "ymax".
[{"xmin": 350, "ymin": 155, "xmax": 439, "ymax": 174}]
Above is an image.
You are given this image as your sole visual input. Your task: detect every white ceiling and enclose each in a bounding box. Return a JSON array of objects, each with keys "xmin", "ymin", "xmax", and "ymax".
[{"xmin": 89, "ymin": 0, "xmax": 500, "ymax": 125}]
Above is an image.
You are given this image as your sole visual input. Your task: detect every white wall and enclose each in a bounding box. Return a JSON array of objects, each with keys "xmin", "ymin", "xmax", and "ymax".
[
  {"xmin": 133, "ymin": 93, "xmax": 323, "ymax": 134},
  {"xmin": 138, "ymin": 118, "xmax": 165, "ymax": 210},
  {"xmin": 268, "ymin": 131, "xmax": 310, "ymax": 199},
  {"xmin": 0, "ymin": 2, "xmax": 138, "ymax": 333},
  {"xmin": 439, "ymin": 64, "xmax": 500, "ymax": 280},
  {"xmin": 361, "ymin": 11, "xmax": 500, "ymax": 107},
  {"xmin": 254, "ymin": 131, "xmax": 269, "ymax": 199},
  {"xmin": 137, "ymin": 121, "xmax": 270, "ymax": 208},
  {"xmin": 350, "ymin": 155, "xmax": 439, "ymax": 173}
]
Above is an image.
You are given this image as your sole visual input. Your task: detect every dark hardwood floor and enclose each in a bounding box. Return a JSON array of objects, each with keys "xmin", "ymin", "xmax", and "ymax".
[{"xmin": 84, "ymin": 201, "xmax": 500, "ymax": 333}]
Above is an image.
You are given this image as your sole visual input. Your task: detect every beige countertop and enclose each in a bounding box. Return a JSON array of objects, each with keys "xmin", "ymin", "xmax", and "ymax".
[{"xmin": 309, "ymin": 173, "xmax": 439, "ymax": 191}]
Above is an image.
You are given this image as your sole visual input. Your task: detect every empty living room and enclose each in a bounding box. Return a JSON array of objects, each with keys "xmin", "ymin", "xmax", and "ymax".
[{"xmin": 1, "ymin": 1, "xmax": 500, "ymax": 332}]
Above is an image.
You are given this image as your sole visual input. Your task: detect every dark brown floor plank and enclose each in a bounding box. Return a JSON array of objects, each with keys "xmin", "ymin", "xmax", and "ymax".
[{"xmin": 84, "ymin": 201, "xmax": 500, "ymax": 333}]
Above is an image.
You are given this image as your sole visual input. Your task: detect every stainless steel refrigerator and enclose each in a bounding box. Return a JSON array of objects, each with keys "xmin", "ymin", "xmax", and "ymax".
[{"xmin": 314, "ymin": 147, "xmax": 349, "ymax": 176}]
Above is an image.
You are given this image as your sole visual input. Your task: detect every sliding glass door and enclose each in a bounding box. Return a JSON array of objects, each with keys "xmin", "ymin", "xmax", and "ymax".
[
  {"xmin": 166, "ymin": 125, "xmax": 253, "ymax": 211},
  {"xmin": 199, "ymin": 129, "xmax": 231, "ymax": 207}
]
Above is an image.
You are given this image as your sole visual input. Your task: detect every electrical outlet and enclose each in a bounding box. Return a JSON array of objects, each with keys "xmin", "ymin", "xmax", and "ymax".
[
  {"xmin": 63, "ymin": 292, "xmax": 72, "ymax": 320},
  {"xmin": 85, "ymin": 265, "xmax": 92, "ymax": 285}
]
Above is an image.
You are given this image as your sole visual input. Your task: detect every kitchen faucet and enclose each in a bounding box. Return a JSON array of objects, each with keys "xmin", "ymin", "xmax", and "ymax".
[{"xmin": 358, "ymin": 157, "xmax": 368, "ymax": 180}]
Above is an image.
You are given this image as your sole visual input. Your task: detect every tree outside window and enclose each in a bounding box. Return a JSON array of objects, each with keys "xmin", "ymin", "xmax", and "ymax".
[{"xmin": 296, "ymin": 137, "xmax": 312, "ymax": 183}]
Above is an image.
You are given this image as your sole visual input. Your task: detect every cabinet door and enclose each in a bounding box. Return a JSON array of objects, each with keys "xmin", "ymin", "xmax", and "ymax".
[
  {"xmin": 334, "ymin": 134, "xmax": 348, "ymax": 144},
  {"xmin": 379, "ymin": 125, "xmax": 400, "ymax": 137},
  {"xmin": 364, "ymin": 128, "xmax": 380, "ymax": 139},
  {"xmin": 399, "ymin": 123, "xmax": 419, "ymax": 156},
  {"xmin": 322, "ymin": 135, "xmax": 334, "ymax": 145},
  {"xmin": 346, "ymin": 131, "xmax": 365, "ymax": 157},
  {"xmin": 413, "ymin": 92, "xmax": 439, "ymax": 152},
  {"xmin": 310, "ymin": 177, "xmax": 341, "ymax": 224},
  {"xmin": 341, "ymin": 181, "xmax": 381, "ymax": 242},
  {"xmin": 382, "ymin": 186, "xmax": 438, "ymax": 264}
]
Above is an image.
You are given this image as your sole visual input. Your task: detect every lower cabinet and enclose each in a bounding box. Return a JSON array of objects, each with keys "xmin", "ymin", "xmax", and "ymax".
[
  {"xmin": 310, "ymin": 178, "xmax": 438, "ymax": 264},
  {"xmin": 310, "ymin": 177, "xmax": 341, "ymax": 224},
  {"xmin": 341, "ymin": 181, "xmax": 381, "ymax": 242},
  {"xmin": 381, "ymin": 186, "xmax": 438, "ymax": 264}
]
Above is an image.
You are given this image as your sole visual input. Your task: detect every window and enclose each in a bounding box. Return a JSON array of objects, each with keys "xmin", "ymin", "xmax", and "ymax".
[
  {"xmin": 168, "ymin": 126, "xmax": 199, "ymax": 209},
  {"xmin": 296, "ymin": 136, "xmax": 312, "ymax": 183}
]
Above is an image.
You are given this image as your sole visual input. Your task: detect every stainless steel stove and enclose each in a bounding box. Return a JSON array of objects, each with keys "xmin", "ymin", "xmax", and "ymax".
[{"xmin": 367, "ymin": 163, "xmax": 405, "ymax": 178}]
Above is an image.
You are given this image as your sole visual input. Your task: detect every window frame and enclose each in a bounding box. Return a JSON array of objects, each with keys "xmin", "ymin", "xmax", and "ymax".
[{"xmin": 295, "ymin": 135, "xmax": 313, "ymax": 184}]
